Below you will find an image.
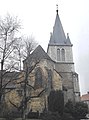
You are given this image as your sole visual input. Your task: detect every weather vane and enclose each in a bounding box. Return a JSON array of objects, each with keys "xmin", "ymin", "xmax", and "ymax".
[
  {"xmin": 56, "ymin": 4, "xmax": 58, "ymax": 14},
  {"xmin": 56, "ymin": 4, "xmax": 58, "ymax": 10}
]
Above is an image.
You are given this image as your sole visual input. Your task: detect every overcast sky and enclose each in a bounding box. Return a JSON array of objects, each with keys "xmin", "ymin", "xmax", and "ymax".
[{"xmin": 0, "ymin": 0, "xmax": 89, "ymax": 95}]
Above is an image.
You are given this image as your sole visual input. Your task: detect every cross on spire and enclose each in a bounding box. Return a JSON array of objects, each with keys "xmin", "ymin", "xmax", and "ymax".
[{"xmin": 56, "ymin": 4, "xmax": 58, "ymax": 14}]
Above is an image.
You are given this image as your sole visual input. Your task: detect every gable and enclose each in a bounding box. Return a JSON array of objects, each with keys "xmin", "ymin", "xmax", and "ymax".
[{"xmin": 23, "ymin": 45, "xmax": 52, "ymax": 63}]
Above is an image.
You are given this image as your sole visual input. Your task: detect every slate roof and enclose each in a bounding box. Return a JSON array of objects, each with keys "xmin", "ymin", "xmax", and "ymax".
[
  {"xmin": 49, "ymin": 10, "xmax": 72, "ymax": 46},
  {"xmin": 25, "ymin": 45, "xmax": 52, "ymax": 62}
]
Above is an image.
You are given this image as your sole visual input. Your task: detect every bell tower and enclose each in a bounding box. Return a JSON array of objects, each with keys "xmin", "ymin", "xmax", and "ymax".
[
  {"xmin": 47, "ymin": 6, "xmax": 80, "ymax": 102},
  {"xmin": 47, "ymin": 6, "xmax": 73, "ymax": 64}
]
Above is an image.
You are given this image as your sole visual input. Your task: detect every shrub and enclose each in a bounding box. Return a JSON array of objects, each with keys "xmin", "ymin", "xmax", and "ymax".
[
  {"xmin": 48, "ymin": 90, "xmax": 64, "ymax": 115},
  {"xmin": 64, "ymin": 100, "xmax": 88, "ymax": 120},
  {"xmin": 64, "ymin": 100, "xmax": 74, "ymax": 115},
  {"xmin": 73, "ymin": 102, "xmax": 88, "ymax": 119},
  {"xmin": 42, "ymin": 112, "xmax": 61, "ymax": 120},
  {"xmin": 62, "ymin": 112, "xmax": 75, "ymax": 120}
]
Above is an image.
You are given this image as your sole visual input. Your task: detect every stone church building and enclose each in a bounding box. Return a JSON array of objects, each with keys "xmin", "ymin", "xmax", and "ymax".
[{"xmin": 6, "ymin": 8, "xmax": 80, "ymax": 113}]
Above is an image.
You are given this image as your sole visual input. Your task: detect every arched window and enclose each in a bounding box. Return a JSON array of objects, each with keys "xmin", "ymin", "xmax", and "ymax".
[
  {"xmin": 61, "ymin": 48, "xmax": 65, "ymax": 61},
  {"xmin": 57, "ymin": 49, "xmax": 60, "ymax": 61},
  {"xmin": 34, "ymin": 67, "xmax": 43, "ymax": 89}
]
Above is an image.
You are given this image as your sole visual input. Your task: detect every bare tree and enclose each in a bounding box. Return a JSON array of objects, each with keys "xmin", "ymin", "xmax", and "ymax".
[
  {"xmin": 13, "ymin": 35, "xmax": 38, "ymax": 71},
  {"xmin": 0, "ymin": 14, "xmax": 21, "ymax": 102},
  {"xmin": 0, "ymin": 14, "xmax": 40, "ymax": 120},
  {"xmin": 23, "ymin": 36, "xmax": 38, "ymax": 57},
  {"xmin": 9, "ymin": 60, "xmax": 46, "ymax": 120}
]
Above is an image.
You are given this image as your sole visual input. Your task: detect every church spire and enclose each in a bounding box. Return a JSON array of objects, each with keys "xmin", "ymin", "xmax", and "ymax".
[{"xmin": 49, "ymin": 6, "xmax": 72, "ymax": 46}]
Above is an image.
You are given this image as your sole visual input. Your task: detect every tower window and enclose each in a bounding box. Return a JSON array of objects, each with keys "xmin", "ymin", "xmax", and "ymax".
[
  {"xmin": 57, "ymin": 49, "xmax": 60, "ymax": 61},
  {"xmin": 61, "ymin": 48, "xmax": 65, "ymax": 61}
]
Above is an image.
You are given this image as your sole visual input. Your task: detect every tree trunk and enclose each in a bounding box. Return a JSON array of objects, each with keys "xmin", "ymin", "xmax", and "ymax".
[
  {"xmin": 22, "ymin": 64, "xmax": 28, "ymax": 120},
  {"xmin": 0, "ymin": 60, "xmax": 4, "ymax": 102}
]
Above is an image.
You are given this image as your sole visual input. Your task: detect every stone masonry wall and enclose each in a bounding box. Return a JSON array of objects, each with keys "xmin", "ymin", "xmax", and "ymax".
[
  {"xmin": 47, "ymin": 45, "xmax": 73, "ymax": 63},
  {"xmin": 60, "ymin": 72, "xmax": 75, "ymax": 102},
  {"xmin": 55, "ymin": 63, "xmax": 74, "ymax": 72}
]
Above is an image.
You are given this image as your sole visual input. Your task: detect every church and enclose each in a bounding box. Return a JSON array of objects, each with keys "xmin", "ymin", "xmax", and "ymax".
[{"xmin": 6, "ymin": 8, "xmax": 80, "ymax": 113}]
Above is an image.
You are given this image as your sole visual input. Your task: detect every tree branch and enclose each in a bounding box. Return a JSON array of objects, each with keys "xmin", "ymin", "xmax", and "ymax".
[{"xmin": 9, "ymin": 100, "xmax": 19, "ymax": 110}]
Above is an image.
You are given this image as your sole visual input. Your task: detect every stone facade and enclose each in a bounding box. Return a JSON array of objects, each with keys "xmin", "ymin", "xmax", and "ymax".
[
  {"xmin": 5, "ymin": 57, "xmax": 62, "ymax": 113},
  {"xmin": 47, "ymin": 45, "xmax": 73, "ymax": 63}
]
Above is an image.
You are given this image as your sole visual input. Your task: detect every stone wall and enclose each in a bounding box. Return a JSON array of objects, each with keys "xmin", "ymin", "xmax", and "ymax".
[
  {"xmin": 47, "ymin": 45, "xmax": 73, "ymax": 63},
  {"xmin": 5, "ymin": 59, "xmax": 62, "ymax": 113},
  {"xmin": 60, "ymin": 72, "xmax": 75, "ymax": 102},
  {"xmin": 55, "ymin": 62, "xmax": 74, "ymax": 72}
]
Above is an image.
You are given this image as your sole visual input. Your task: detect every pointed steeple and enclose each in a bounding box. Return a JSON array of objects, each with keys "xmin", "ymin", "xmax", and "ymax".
[
  {"xmin": 49, "ymin": 7, "xmax": 71, "ymax": 45},
  {"xmin": 66, "ymin": 33, "xmax": 71, "ymax": 45}
]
